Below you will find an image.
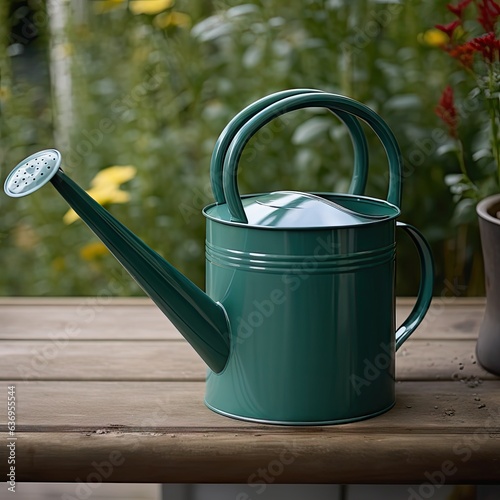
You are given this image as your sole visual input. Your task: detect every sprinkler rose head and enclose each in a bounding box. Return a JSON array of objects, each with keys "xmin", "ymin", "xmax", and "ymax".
[{"xmin": 4, "ymin": 149, "xmax": 61, "ymax": 198}]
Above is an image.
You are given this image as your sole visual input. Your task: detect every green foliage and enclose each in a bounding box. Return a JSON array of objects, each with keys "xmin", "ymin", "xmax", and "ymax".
[
  {"xmin": 433, "ymin": 2, "xmax": 500, "ymax": 226},
  {"xmin": 0, "ymin": 0, "xmax": 485, "ymax": 296}
]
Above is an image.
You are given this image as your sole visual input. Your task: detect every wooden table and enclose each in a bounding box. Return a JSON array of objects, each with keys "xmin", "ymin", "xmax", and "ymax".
[{"xmin": 1, "ymin": 297, "xmax": 499, "ymax": 484}]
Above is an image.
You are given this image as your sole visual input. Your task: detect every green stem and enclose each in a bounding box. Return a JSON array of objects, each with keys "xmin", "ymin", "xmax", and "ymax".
[{"xmin": 456, "ymin": 138, "xmax": 478, "ymax": 191}]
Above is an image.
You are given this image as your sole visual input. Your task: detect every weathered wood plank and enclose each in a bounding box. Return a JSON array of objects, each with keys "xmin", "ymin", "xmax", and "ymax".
[
  {"xmin": 0, "ymin": 297, "xmax": 152, "ymax": 306},
  {"xmin": 0, "ymin": 339, "xmax": 494, "ymax": 381},
  {"xmin": 0, "ymin": 298, "xmax": 486, "ymax": 340},
  {"xmin": 0, "ymin": 340, "xmax": 205, "ymax": 381},
  {"xmin": 396, "ymin": 340, "xmax": 492, "ymax": 381},
  {"xmin": 396, "ymin": 303, "xmax": 485, "ymax": 340},
  {"xmin": 3, "ymin": 431, "xmax": 499, "ymax": 483},
  {"xmin": 0, "ymin": 303, "xmax": 176, "ymax": 340},
  {"xmin": 1, "ymin": 380, "xmax": 499, "ymax": 483},
  {"xmin": 1, "ymin": 380, "xmax": 498, "ymax": 432}
]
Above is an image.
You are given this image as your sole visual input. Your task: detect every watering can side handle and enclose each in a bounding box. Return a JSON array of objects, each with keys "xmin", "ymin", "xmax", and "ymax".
[
  {"xmin": 222, "ymin": 92, "xmax": 403, "ymax": 224},
  {"xmin": 395, "ymin": 222, "xmax": 434, "ymax": 350}
]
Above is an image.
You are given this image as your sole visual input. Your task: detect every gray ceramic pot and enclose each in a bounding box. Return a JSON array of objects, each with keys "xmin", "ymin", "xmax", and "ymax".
[{"xmin": 476, "ymin": 193, "xmax": 500, "ymax": 376}]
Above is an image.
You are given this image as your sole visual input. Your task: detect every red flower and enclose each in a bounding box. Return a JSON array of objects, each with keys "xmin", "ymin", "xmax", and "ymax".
[
  {"xmin": 448, "ymin": 43, "xmax": 476, "ymax": 66},
  {"xmin": 477, "ymin": 0, "xmax": 500, "ymax": 32},
  {"xmin": 447, "ymin": 0, "xmax": 473, "ymax": 18},
  {"xmin": 467, "ymin": 31, "xmax": 500, "ymax": 61},
  {"xmin": 435, "ymin": 86, "xmax": 459, "ymax": 138},
  {"xmin": 435, "ymin": 20, "xmax": 462, "ymax": 38}
]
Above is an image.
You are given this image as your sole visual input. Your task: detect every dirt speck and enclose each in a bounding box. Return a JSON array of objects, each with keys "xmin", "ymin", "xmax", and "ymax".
[{"xmin": 465, "ymin": 376, "xmax": 483, "ymax": 388}]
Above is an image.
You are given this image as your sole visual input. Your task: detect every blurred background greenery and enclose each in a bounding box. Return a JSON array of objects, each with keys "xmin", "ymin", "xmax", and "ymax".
[{"xmin": 0, "ymin": 0, "xmax": 486, "ymax": 296}]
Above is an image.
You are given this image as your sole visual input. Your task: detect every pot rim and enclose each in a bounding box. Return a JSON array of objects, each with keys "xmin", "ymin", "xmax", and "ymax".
[{"xmin": 477, "ymin": 193, "xmax": 500, "ymax": 225}]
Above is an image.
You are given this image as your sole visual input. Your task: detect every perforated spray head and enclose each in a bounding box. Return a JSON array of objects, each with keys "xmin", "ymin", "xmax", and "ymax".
[{"xmin": 4, "ymin": 149, "xmax": 61, "ymax": 198}]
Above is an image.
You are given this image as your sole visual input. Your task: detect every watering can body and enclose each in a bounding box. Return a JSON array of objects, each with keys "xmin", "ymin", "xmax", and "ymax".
[
  {"xmin": 4, "ymin": 89, "xmax": 434, "ymax": 425},
  {"xmin": 204, "ymin": 197, "xmax": 398, "ymax": 423}
]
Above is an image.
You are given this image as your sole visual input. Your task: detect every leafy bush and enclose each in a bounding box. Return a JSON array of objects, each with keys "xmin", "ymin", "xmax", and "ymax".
[{"xmin": 0, "ymin": 0, "xmax": 483, "ymax": 296}]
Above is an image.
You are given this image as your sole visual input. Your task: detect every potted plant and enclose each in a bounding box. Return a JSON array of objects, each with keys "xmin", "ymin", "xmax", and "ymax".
[{"xmin": 433, "ymin": 0, "xmax": 500, "ymax": 374}]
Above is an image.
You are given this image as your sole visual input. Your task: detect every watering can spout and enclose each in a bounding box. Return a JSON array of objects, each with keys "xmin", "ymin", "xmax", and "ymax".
[
  {"xmin": 4, "ymin": 151, "xmax": 230, "ymax": 373},
  {"xmin": 51, "ymin": 171, "xmax": 232, "ymax": 373}
]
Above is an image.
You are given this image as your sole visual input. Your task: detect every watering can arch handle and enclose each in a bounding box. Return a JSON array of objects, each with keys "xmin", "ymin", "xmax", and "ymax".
[
  {"xmin": 210, "ymin": 88, "xmax": 370, "ymax": 204},
  {"xmin": 221, "ymin": 92, "xmax": 403, "ymax": 224}
]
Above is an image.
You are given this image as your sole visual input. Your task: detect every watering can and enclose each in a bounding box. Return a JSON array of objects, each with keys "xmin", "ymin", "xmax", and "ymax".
[{"xmin": 4, "ymin": 89, "xmax": 434, "ymax": 424}]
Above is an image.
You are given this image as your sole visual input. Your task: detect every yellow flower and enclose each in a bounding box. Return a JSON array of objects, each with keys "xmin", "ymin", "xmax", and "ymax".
[
  {"xmin": 89, "ymin": 185, "xmax": 131, "ymax": 204},
  {"xmin": 90, "ymin": 165, "xmax": 136, "ymax": 188},
  {"xmin": 63, "ymin": 210, "xmax": 77, "ymax": 225},
  {"xmin": 80, "ymin": 242, "xmax": 109, "ymax": 261},
  {"xmin": 63, "ymin": 165, "xmax": 136, "ymax": 224},
  {"xmin": 93, "ymin": 0, "xmax": 125, "ymax": 14},
  {"xmin": 419, "ymin": 29, "xmax": 448, "ymax": 47},
  {"xmin": 154, "ymin": 11, "xmax": 191, "ymax": 29},
  {"xmin": 129, "ymin": 0, "xmax": 174, "ymax": 15}
]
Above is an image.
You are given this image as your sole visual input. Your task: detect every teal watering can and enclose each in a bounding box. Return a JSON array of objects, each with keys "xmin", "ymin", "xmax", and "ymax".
[{"xmin": 4, "ymin": 90, "xmax": 434, "ymax": 424}]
